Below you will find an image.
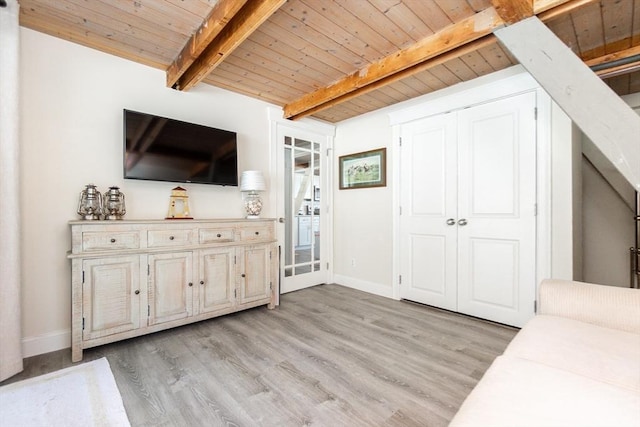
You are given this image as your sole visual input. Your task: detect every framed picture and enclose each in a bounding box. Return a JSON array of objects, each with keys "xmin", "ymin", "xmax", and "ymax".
[{"xmin": 339, "ymin": 148, "xmax": 387, "ymax": 189}]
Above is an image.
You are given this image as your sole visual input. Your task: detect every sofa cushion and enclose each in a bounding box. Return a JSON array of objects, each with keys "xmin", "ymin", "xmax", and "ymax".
[
  {"xmin": 504, "ymin": 315, "xmax": 640, "ymax": 392},
  {"xmin": 449, "ymin": 356, "xmax": 640, "ymax": 427},
  {"xmin": 538, "ymin": 280, "xmax": 640, "ymax": 333}
]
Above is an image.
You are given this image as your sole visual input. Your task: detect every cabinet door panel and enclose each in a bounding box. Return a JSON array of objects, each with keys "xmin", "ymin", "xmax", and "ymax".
[
  {"xmin": 83, "ymin": 256, "xmax": 141, "ymax": 340},
  {"xmin": 198, "ymin": 247, "xmax": 235, "ymax": 314},
  {"xmin": 148, "ymin": 252, "xmax": 193, "ymax": 325},
  {"xmin": 239, "ymin": 244, "xmax": 271, "ymax": 304}
]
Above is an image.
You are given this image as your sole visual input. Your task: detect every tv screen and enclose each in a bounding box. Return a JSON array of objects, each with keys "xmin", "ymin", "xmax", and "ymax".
[{"xmin": 123, "ymin": 110, "xmax": 238, "ymax": 186}]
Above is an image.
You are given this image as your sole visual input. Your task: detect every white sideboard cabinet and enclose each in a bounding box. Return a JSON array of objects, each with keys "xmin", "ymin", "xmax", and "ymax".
[{"xmin": 68, "ymin": 219, "xmax": 278, "ymax": 362}]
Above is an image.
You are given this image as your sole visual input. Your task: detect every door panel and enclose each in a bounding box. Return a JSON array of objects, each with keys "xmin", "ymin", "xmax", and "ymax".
[
  {"xmin": 82, "ymin": 256, "xmax": 141, "ymax": 340},
  {"xmin": 198, "ymin": 247, "xmax": 234, "ymax": 315},
  {"xmin": 239, "ymin": 244, "xmax": 271, "ymax": 304},
  {"xmin": 457, "ymin": 92, "xmax": 537, "ymax": 327},
  {"xmin": 409, "ymin": 235, "xmax": 448, "ymax": 294},
  {"xmin": 148, "ymin": 252, "xmax": 193, "ymax": 325},
  {"xmin": 399, "ymin": 114, "xmax": 458, "ymax": 311},
  {"xmin": 467, "ymin": 238, "xmax": 519, "ymax": 308}
]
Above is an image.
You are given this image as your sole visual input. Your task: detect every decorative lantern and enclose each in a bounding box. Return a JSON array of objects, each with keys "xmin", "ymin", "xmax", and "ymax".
[
  {"xmin": 77, "ymin": 184, "xmax": 103, "ymax": 220},
  {"xmin": 240, "ymin": 171, "xmax": 266, "ymax": 219},
  {"xmin": 166, "ymin": 186, "xmax": 192, "ymax": 219},
  {"xmin": 103, "ymin": 186, "xmax": 126, "ymax": 220}
]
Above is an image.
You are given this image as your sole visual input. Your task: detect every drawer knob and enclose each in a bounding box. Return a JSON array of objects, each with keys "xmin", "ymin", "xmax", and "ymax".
[
  {"xmin": 241, "ymin": 273, "xmax": 246, "ymax": 278},
  {"xmin": 110, "ymin": 238, "xmax": 116, "ymax": 243},
  {"xmin": 200, "ymin": 280, "xmax": 204, "ymax": 285},
  {"xmin": 134, "ymin": 290, "xmax": 140, "ymax": 295},
  {"xmin": 188, "ymin": 282, "xmax": 193, "ymax": 287},
  {"xmin": 169, "ymin": 236, "xmax": 175, "ymax": 240},
  {"xmin": 255, "ymin": 231, "xmax": 260, "ymax": 235},
  {"xmin": 217, "ymin": 233, "xmax": 222, "ymax": 238}
]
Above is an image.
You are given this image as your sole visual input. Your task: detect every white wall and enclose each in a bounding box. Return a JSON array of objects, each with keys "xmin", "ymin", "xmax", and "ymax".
[
  {"xmin": 19, "ymin": 28, "xmax": 278, "ymax": 356},
  {"xmin": 333, "ymin": 117, "xmax": 394, "ymax": 297},
  {"xmin": 582, "ymin": 157, "xmax": 635, "ymax": 287}
]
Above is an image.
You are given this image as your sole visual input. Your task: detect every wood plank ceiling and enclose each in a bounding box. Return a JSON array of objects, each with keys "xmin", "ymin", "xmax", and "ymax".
[{"xmin": 18, "ymin": 0, "xmax": 640, "ymax": 123}]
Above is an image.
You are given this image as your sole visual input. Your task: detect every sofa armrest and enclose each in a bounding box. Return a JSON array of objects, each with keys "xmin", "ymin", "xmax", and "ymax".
[{"xmin": 538, "ymin": 279, "xmax": 640, "ymax": 333}]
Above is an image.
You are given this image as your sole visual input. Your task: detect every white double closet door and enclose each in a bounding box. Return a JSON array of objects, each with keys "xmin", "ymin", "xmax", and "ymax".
[{"xmin": 399, "ymin": 92, "xmax": 537, "ymax": 327}]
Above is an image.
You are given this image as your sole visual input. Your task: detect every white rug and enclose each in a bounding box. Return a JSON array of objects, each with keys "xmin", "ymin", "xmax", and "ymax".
[{"xmin": 0, "ymin": 357, "xmax": 130, "ymax": 426}]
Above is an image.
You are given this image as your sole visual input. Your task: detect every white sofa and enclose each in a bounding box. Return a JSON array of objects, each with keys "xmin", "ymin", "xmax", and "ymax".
[{"xmin": 450, "ymin": 279, "xmax": 640, "ymax": 427}]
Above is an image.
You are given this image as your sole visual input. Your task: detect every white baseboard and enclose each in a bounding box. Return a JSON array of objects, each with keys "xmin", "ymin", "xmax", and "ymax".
[
  {"xmin": 22, "ymin": 329, "xmax": 70, "ymax": 358},
  {"xmin": 333, "ymin": 274, "xmax": 397, "ymax": 299}
]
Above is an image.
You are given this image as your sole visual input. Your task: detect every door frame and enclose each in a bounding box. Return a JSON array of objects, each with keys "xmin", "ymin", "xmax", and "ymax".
[
  {"xmin": 268, "ymin": 107, "xmax": 336, "ymax": 293},
  {"xmin": 390, "ymin": 68, "xmax": 553, "ymax": 303}
]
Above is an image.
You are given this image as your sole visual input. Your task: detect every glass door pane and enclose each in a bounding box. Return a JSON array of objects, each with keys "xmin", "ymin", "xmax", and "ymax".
[{"xmin": 284, "ymin": 137, "xmax": 322, "ymax": 280}]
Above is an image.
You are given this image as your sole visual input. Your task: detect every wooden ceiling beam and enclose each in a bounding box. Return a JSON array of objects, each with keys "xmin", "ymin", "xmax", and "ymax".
[
  {"xmin": 491, "ymin": 0, "xmax": 533, "ymax": 25},
  {"xmin": 495, "ymin": 17, "xmax": 640, "ymax": 190},
  {"xmin": 283, "ymin": 7, "xmax": 505, "ymax": 120},
  {"xmin": 289, "ymin": 36, "xmax": 499, "ymax": 120},
  {"xmin": 535, "ymin": 0, "xmax": 597, "ymax": 21},
  {"xmin": 169, "ymin": 0, "xmax": 285, "ymax": 91},
  {"xmin": 166, "ymin": 0, "xmax": 249, "ymax": 89}
]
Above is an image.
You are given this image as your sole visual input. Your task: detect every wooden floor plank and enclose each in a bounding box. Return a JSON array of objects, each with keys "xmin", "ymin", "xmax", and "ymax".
[{"xmin": 2, "ymin": 284, "xmax": 517, "ymax": 426}]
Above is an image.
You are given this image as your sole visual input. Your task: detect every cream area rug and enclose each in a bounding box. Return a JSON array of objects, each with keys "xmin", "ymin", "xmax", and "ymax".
[{"xmin": 0, "ymin": 357, "xmax": 130, "ymax": 426}]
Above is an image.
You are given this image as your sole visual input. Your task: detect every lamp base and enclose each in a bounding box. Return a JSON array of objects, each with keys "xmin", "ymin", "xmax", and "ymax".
[{"xmin": 243, "ymin": 192, "xmax": 263, "ymax": 219}]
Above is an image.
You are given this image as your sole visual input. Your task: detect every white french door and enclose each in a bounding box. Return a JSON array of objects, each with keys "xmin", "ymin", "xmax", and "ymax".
[
  {"xmin": 276, "ymin": 124, "xmax": 330, "ymax": 293},
  {"xmin": 399, "ymin": 92, "xmax": 537, "ymax": 327}
]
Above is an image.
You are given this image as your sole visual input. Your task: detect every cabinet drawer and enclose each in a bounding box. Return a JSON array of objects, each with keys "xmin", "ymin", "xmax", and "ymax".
[
  {"xmin": 239, "ymin": 226, "xmax": 273, "ymax": 242},
  {"xmin": 199, "ymin": 228, "xmax": 235, "ymax": 244},
  {"xmin": 82, "ymin": 231, "xmax": 140, "ymax": 251},
  {"xmin": 148, "ymin": 229, "xmax": 193, "ymax": 248}
]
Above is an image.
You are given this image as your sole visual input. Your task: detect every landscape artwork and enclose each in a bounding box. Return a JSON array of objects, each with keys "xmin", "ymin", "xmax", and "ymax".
[{"xmin": 339, "ymin": 148, "xmax": 387, "ymax": 189}]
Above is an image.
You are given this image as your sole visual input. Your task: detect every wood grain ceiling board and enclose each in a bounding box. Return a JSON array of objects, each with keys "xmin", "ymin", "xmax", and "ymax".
[
  {"xmin": 571, "ymin": 1, "xmax": 606, "ymax": 58},
  {"xmin": 601, "ymin": 0, "xmax": 634, "ymax": 53},
  {"xmin": 19, "ymin": 4, "xmax": 171, "ymax": 69},
  {"xmin": 16, "ymin": 0, "xmax": 640, "ymax": 123},
  {"xmin": 604, "ymin": 70, "xmax": 640, "ymax": 95},
  {"xmin": 546, "ymin": 14, "xmax": 581, "ymax": 54},
  {"xmin": 634, "ymin": 1, "xmax": 640, "ymax": 45}
]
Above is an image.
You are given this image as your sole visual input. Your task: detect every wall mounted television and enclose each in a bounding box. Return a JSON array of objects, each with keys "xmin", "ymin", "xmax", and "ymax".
[{"xmin": 123, "ymin": 109, "xmax": 238, "ymax": 186}]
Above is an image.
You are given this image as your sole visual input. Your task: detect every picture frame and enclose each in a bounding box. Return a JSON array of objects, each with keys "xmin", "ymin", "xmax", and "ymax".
[{"xmin": 339, "ymin": 148, "xmax": 387, "ymax": 190}]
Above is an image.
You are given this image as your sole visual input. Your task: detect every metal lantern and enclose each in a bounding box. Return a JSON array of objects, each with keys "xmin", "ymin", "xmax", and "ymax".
[
  {"xmin": 77, "ymin": 184, "xmax": 103, "ymax": 220},
  {"xmin": 103, "ymin": 186, "xmax": 126, "ymax": 220}
]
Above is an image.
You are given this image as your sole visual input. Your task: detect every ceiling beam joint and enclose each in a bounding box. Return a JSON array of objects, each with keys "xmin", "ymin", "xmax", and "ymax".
[
  {"xmin": 491, "ymin": 0, "xmax": 533, "ymax": 25},
  {"xmin": 168, "ymin": 0, "xmax": 285, "ymax": 92}
]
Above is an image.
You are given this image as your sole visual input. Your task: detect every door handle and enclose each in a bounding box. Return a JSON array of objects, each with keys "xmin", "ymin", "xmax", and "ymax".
[
  {"xmin": 446, "ymin": 218, "xmax": 456, "ymax": 226},
  {"xmin": 458, "ymin": 219, "xmax": 468, "ymax": 226}
]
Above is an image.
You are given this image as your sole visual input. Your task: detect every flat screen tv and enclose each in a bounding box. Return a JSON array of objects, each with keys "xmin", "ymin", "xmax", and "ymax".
[{"xmin": 123, "ymin": 109, "xmax": 238, "ymax": 186}]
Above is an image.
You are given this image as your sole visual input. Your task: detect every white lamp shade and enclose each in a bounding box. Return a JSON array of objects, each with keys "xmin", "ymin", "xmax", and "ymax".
[{"xmin": 240, "ymin": 170, "xmax": 266, "ymax": 192}]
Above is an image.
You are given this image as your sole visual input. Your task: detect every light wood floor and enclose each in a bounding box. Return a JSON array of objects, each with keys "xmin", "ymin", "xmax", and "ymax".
[{"xmin": 3, "ymin": 284, "xmax": 517, "ymax": 426}]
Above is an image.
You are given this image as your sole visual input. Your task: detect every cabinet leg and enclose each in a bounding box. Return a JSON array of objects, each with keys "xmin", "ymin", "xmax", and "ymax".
[{"xmin": 71, "ymin": 345, "xmax": 83, "ymax": 363}]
